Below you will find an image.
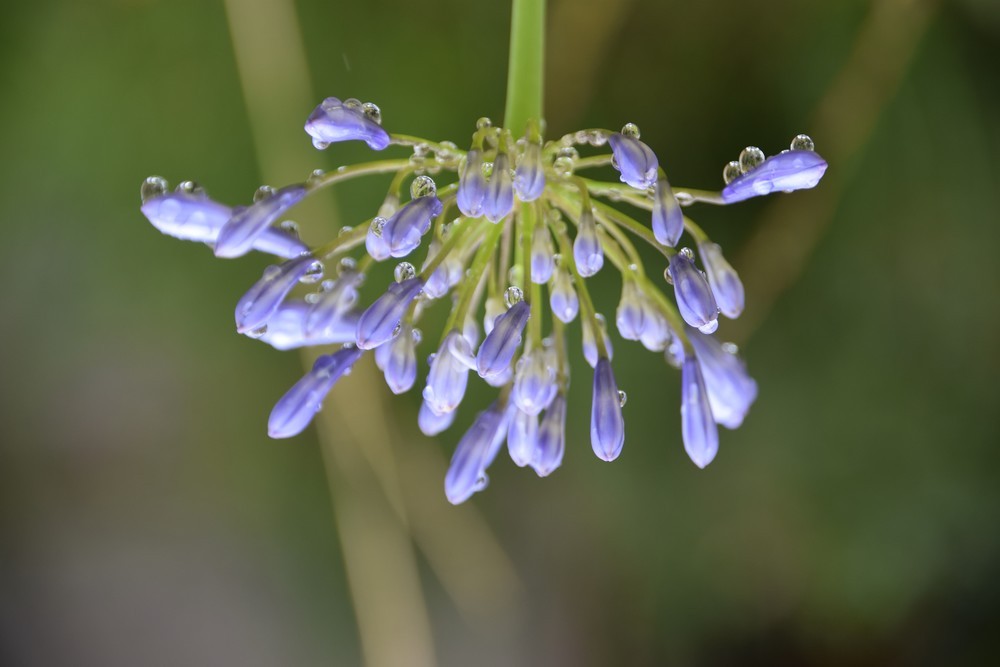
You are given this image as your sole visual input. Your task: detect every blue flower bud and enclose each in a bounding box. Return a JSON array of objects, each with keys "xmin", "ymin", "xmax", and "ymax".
[
  {"xmin": 530, "ymin": 224, "xmax": 555, "ymax": 284},
  {"xmin": 383, "ymin": 196, "xmax": 443, "ymax": 258},
  {"xmin": 549, "ymin": 267, "xmax": 579, "ymax": 323},
  {"xmin": 422, "ymin": 330, "xmax": 475, "ymax": 415},
  {"xmin": 304, "ymin": 97, "xmax": 390, "ymax": 151},
  {"xmin": 667, "ymin": 249, "xmax": 720, "ymax": 334},
  {"xmin": 215, "ymin": 185, "xmax": 307, "ymax": 258},
  {"xmin": 652, "ymin": 178, "xmax": 683, "ymax": 247},
  {"xmin": 418, "ymin": 399, "xmax": 456, "ymax": 436},
  {"xmin": 686, "ymin": 328, "xmax": 758, "ymax": 429},
  {"xmin": 268, "ymin": 346, "xmax": 362, "ymax": 439},
  {"xmin": 305, "ymin": 272, "xmax": 362, "ymax": 336},
  {"xmin": 507, "ymin": 408, "xmax": 539, "ymax": 467},
  {"xmin": 680, "ymin": 355, "xmax": 718, "ymax": 468},
  {"xmin": 256, "ymin": 301, "xmax": 358, "ymax": 350},
  {"xmin": 582, "ymin": 314, "xmax": 613, "ymax": 368},
  {"xmin": 638, "ymin": 300, "xmax": 670, "ymax": 352},
  {"xmin": 476, "ymin": 301, "xmax": 530, "ymax": 379},
  {"xmin": 514, "ymin": 142, "xmax": 546, "ymax": 202},
  {"xmin": 591, "ymin": 358, "xmax": 625, "ymax": 461},
  {"xmin": 377, "ymin": 323, "xmax": 419, "ymax": 395},
  {"xmin": 365, "ymin": 217, "xmax": 391, "ymax": 261},
  {"xmin": 422, "ymin": 240, "xmax": 464, "ymax": 299},
  {"xmin": 235, "ymin": 255, "xmax": 317, "ymax": 334},
  {"xmin": 483, "ymin": 152, "xmax": 514, "ymax": 223},
  {"xmin": 513, "ymin": 348, "xmax": 558, "ymax": 416},
  {"xmin": 445, "ymin": 401, "xmax": 508, "ymax": 505},
  {"xmin": 698, "ymin": 242, "xmax": 744, "ymax": 319},
  {"xmin": 355, "ymin": 277, "xmax": 423, "ymax": 350},
  {"xmin": 721, "ymin": 149, "xmax": 828, "ymax": 203},
  {"xmin": 457, "ymin": 149, "xmax": 487, "ymax": 217},
  {"xmin": 483, "ymin": 296, "xmax": 505, "ymax": 335},
  {"xmin": 141, "ymin": 192, "xmax": 308, "ymax": 258},
  {"xmin": 608, "ymin": 133, "xmax": 658, "ymax": 190},
  {"xmin": 615, "ymin": 279, "xmax": 646, "ymax": 341},
  {"xmin": 573, "ymin": 207, "xmax": 603, "ymax": 277},
  {"xmin": 532, "ymin": 395, "xmax": 566, "ymax": 477}
]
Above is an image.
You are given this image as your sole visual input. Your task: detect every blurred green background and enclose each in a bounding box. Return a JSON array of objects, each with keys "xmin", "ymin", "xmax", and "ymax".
[{"xmin": 2, "ymin": 0, "xmax": 999, "ymax": 665}]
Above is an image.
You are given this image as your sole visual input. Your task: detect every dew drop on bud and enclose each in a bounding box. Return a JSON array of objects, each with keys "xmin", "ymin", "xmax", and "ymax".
[
  {"xmin": 723, "ymin": 160, "xmax": 742, "ymax": 185},
  {"xmin": 391, "ymin": 321, "xmax": 403, "ymax": 338},
  {"xmin": 790, "ymin": 134, "xmax": 815, "ymax": 151},
  {"xmin": 247, "ymin": 325, "xmax": 268, "ymax": 339},
  {"xmin": 476, "ymin": 117, "xmax": 492, "ymax": 130},
  {"xmin": 410, "ymin": 174, "xmax": 437, "ymax": 199},
  {"xmin": 394, "ymin": 261, "xmax": 415, "ymax": 282},
  {"xmin": 305, "ymin": 292, "xmax": 321, "ymax": 304},
  {"xmin": 621, "ymin": 123, "xmax": 641, "ymax": 139},
  {"xmin": 481, "ymin": 161, "xmax": 494, "ymax": 179},
  {"xmin": 589, "ymin": 130, "xmax": 608, "ymax": 147},
  {"xmin": 739, "ymin": 146, "xmax": 765, "ymax": 174},
  {"xmin": 300, "ymin": 260, "xmax": 325, "ymax": 284},
  {"xmin": 721, "ymin": 342, "xmax": 740, "ymax": 355},
  {"xmin": 176, "ymin": 180, "xmax": 203, "ymax": 195},
  {"xmin": 338, "ymin": 256, "xmax": 357, "ymax": 275},
  {"xmin": 279, "ymin": 220, "xmax": 300, "ymax": 237},
  {"xmin": 504, "ymin": 285, "xmax": 524, "ymax": 308},
  {"xmin": 254, "ymin": 185, "xmax": 275, "ymax": 203},
  {"xmin": 338, "ymin": 225, "xmax": 354, "ymax": 236},
  {"xmin": 140, "ymin": 176, "xmax": 168, "ymax": 202},
  {"xmin": 411, "ymin": 328, "xmax": 422, "ymax": 343},
  {"xmin": 618, "ymin": 390, "xmax": 627, "ymax": 408},
  {"xmin": 307, "ymin": 169, "xmax": 325, "ymax": 186},
  {"xmin": 361, "ymin": 101, "xmax": 382, "ymax": 125},
  {"xmin": 663, "ymin": 267, "xmax": 673, "ymax": 285},
  {"xmin": 312, "ymin": 138, "xmax": 330, "ymax": 150},
  {"xmin": 343, "ymin": 98, "xmax": 362, "ymax": 110},
  {"xmin": 679, "ymin": 247, "xmax": 695, "ymax": 260},
  {"xmin": 370, "ymin": 217, "xmax": 387, "ymax": 238}
]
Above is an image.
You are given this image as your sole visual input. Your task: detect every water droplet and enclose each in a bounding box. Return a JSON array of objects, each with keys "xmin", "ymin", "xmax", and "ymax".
[
  {"xmin": 618, "ymin": 390, "xmax": 627, "ymax": 407},
  {"xmin": 338, "ymin": 257, "xmax": 357, "ymax": 275},
  {"xmin": 305, "ymin": 292, "xmax": 321, "ymax": 304},
  {"xmin": 279, "ymin": 220, "xmax": 300, "ymax": 237},
  {"xmin": 370, "ymin": 217, "xmax": 387, "ymax": 238},
  {"xmin": 262, "ymin": 265, "xmax": 283, "ymax": 280},
  {"xmin": 588, "ymin": 130, "xmax": 608, "ymax": 147},
  {"xmin": 411, "ymin": 328, "xmax": 422, "ymax": 344},
  {"xmin": 628, "ymin": 263, "xmax": 639, "ymax": 273},
  {"xmin": 361, "ymin": 101, "xmax": 382, "ymax": 124},
  {"xmin": 663, "ymin": 267, "xmax": 673, "ymax": 285},
  {"xmin": 300, "ymin": 260, "xmax": 324, "ymax": 284},
  {"xmin": 679, "ymin": 247, "xmax": 695, "ymax": 260},
  {"xmin": 721, "ymin": 342, "xmax": 739, "ymax": 355},
  {"xmin": 338, "ymin": 225, "xmax": 354, "ymax": 236},
  {"xmin": 435, "ymin": 141, "xmax": 458, "ymax": 165},
  {"xmin": 739, "ymin": 146, "xmax": 765, "ymax": 174},
  {"xmin": 391, "ymin": 321, "xmax": 403, "ymax": 338},
  {"xmin": 140, "ymin": 176, "xmax": 168, "ymax": 202},
  {"xmin": 723, "ymin": 160, "xmax": 742, "ymax": 184},
  {"xmin": 790, "ymin": 134, "xmax": 814, "ymax": 151},
  {"xmin": 247, "ymin": 325, "xmax": 267, "ymax": 339},
  {"xmin": 394, "ymin": 262, "xmax": 415, "ymax": 282},
  {"xmin": 307, "ymin": 169, "xmax": 325, "ymax": 186},
  {"xmin": 343, "ymin": 98, "xmax": 362, "ymax": 110},
  {"xmin": 594, "ymin": 313, "xmax": 607, "ymax": 326},
  {"xmin": 552, "ymin": 253, "xmax": 562, "ymax": 267},
  {"xmin": 504, "ymin": 286, "xmax": 524, "ymax": 307},
  {"xmin": 476, "ymin": 117, "xmax": 492, "ymax": 130},
  {"xmin": 410, "ymin": 174, "xmax": 437, "ymax": 199},
  {"xmin": 621, "ymin": 123, "xmax": 641, "ymax": 139},
  {"xmin": 176, "ymin": 180, "xmax": 203, "ymax": 195},
  {"xmin": 481, "ymin": 161, "xmax": 494, "ymax": 179},
  {"xmin": 312, "ymin": 137, "xmax": 330, "ymax": 150},
  {"xmin": 557, "ymin": 146, "xmax": 579, "ymax": 161},
  {"xmin": 574, "ymin": 130, "xmax": 590, "ymax": 144},
  {"xmin": 254, "ymin": 185, "xmax": 275, "ymax": 203},
  {"xmin": 553, "ymin": 156, "xmax": 574, "ymax": 178}
]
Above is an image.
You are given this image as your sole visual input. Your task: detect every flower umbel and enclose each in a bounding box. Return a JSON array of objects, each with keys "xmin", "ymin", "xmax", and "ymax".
[{"xmin": 140, "ymin": 95, "xmax": 827, "ymax": 504}]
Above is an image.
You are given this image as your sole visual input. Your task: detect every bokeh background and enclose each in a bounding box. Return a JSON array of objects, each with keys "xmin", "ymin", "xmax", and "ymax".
[{"xmin": 2, "ymin": 0, "xmax": 998, "ymax": 665}]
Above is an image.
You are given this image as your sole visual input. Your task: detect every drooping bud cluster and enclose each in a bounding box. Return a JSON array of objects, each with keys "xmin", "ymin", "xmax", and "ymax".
[{"xmin": 140, "ymin": 95, "xmax": 826, "ymax": 504}]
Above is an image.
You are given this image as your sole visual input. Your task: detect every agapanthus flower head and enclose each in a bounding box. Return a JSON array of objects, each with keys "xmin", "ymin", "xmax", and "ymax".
[{"xmin": 143, "ymin": 94, "xmax": 826, "ymax": 502}]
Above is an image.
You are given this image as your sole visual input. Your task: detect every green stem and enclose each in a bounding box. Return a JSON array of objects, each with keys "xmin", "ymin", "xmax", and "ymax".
[{"xmin": 503, "ymin": 0, "xmax": 545, "ymax": 134}]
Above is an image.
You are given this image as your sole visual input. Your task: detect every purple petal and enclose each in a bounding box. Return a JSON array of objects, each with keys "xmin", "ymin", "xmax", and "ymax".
[
  {"xmin": 476, "ymin": 301, "xmax": 530, "ymax": 379},
  {"xmin": 418, "ymin": 400, "xmax": 456, "ymax": 436},
  {"xmin": 422, "ymin": 331, "xmax": 473, "ymax": 415},
  {"xmin": 483, "ymin": 153, "xmax": 514, "ymax": 223},
  {"xmin": 721, "ymin": 149, "xmax": 828, "ymax": 203},
  {"xmin": 234, "ymin": 255, "xmax": 317, "ymax": 334},
  {"xmin": 532, "ymin": 395, "xmax": 566, "ymax": 477},
  {"xmin": 268, "ymin": 346, "xmax": 362, "ymax": 438},
  {"xmin": 513, "ymin": 142, "xmax": 546, "ymax": 202},
  {"xmin": 304, "ymin": 96, "xmax": 390, "ymax": 151},
  {"xmin": 591, "ymin": 358, "xmax": 625, "ymax": 461},
  {"xmin": 384, "ymin": 196, "xmax": 443, "ymax": 258},
  {"xmin": 255, "ymin": 301, "xmax": 358, "ymax": 350},
  {"xmin": 652, "ymin": 178, "xmax": 683, "ymax": 247},
  {"xmin": 215, "ymin": 185, "xmax": 307, "ymax": 258},
  {"xmin": 530, "ymin": 224, "xmax": 555, "ymax": 284},
  {"xmin": 686, "ymin": 327, "xmax": 758, "ymax": 429},
  {"xmin": 457, "ymin": 149, "xmax": 487, "ymax": 217},
  {"xmin": 699, "ymin": 242, "xmax": 744, "ymax": 319},
  {"xmin": 608, "ymin": 133, "xmax": 658, "ymax": 190},
  {"xmin": 444, "ymin": 401, "xmax": 507, "ymax": 505},
  {"xmin": 549, "ymin": 268, "xmax": 579, "ymax": 323},
  {"xmin": 507, "ymin": 408, "xmax": 538, "ymax": 467},
  {"xmin": 681, "ymin": 355, "xmax": 718, "ymax": 468},
  {"xmin": 355, "ymin": 277, "xmax": 423, "ymax": 350},
  {"xmin": 667, "ymin": 250, "xmax": 719, "ymax": 334},
  {"xmin": 573, "ymin": 207, "xmax": 603, "ymax": 277}
]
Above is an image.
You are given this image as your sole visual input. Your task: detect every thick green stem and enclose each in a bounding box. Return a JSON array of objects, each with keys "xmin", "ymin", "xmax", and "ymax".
[{"xmin": 503, "ymin": 0, "xmax": 545, "ymax": 134}]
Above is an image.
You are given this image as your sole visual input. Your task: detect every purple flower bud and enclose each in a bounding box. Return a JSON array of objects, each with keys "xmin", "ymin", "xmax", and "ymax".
[
  {"xmin": 235, "ymin": 255, "xmax": 317, "ymax": 334},
  {"xmin": 680, "ymin": 355, "xmax": 718, "ymax": 468},
  {"xmin": 418, "ymin": 399, "xmax": 456, "ymax": 436},
  {"xmin": 686, "ymin": 328, "xmax": 758, "ymax": 429},
  {"xmin": 215, "ymin": 185, "xmax": 307, "ymax": 259},
  {"xmin": 483, "ymin": 153, "xmax": 514, "ymax": 223},
  {"xmin": 476, "ymin": 301, "xmax": 530, "ymax": 379},
  {"xmin": 507, "ymin": 408, "xmax": 538, "ymax": 467},
  {"xmin": 652, "ymin": 178, "xmax": 683, "ymax": 247},
  {"xmin": 513, "ymin": 348, "xmax": 558, "ymax": 415},
  {"xmin": 483, "ymin": 296, "xmax": 505, "ymax": 335},
  {"xmin": 304, "ymin": 97, "xmax": 390, "ymax": 151},
  {"xmin": 530, "ymin": 224, "xmax": 555, "ymax": 284},
  {"xmin": 141, "ymin": 192, "xmax": 308, "ymax": 258},
  {"xmin": 582, "ymin": 314, "xmax": 613, "ymax": 368},
  {"xmin": 639, "ymin": 300, "xmax": 670, "ymax": 352},
  {"xmin": 615, "ymin": 279, "xmax": 646, "ymax": 341},
  {"xmin": 305, "ymin": 273, "xmax": 362, "ymax": 336},
  {"xmin": 268, "ymin": 346, "xmax": 362, "ymax": 439},
  {"xmin": 608, "ymin": 133, "xmax": 658, "ymax": 190},
  {"xmin": 376, "ymin": 323, "xmax": 418, "ymax": 394},
  {"xmin": 591, "ymin": 358, "xmax": 625, "ymax": 461},
  {"xmin": 532, "ymin": 395, "xmax": 566, "ymax": 477},
  {"xmin": 422, "ymin": 241, "xmax": 464, "ymax": 299},
  {"xmin": 355, "ymin": 277, "xmax": 423, "ymax": 350},
  {"xmin": 698, "ymin": 242, "xmax": 744, "ymax": 319},
  {"xmin": 667, "ymin": 250, "xmax": 720, "ymax": 334},
  {"xmin": 573, "ymin": 207, "xmax": 603, "ymax": 277},
  {"xmin": 514, "ymin": 142, "xmax": 546, "ymax": 202},
  {"xmin": 422, "ymin": 330, "xmax": 475, "ymax": 415},
  {"xmin": 365, "ymin": 218, "xmax": 391, "ymax": 261},
  {"xmin": 457, "ymin": 149, "xmax": 487, "ymax": 217},
  {"xmin": 549, "ymin": 267, "xmax": 579, "ymax": 323},
  {"xmin": 445, "ymin": 401, "xmax": 507, "ymax": 505},
  {"xmin": 257, "ymin": 301, "xmax": 358, "ymax": 350},
  {"xmin": 721, "ymin": 149, "xmax": 828, "ymax": 203},
  {"xmin": 383, "ymin": 196, "xmax": 443, "ymax": 258}
]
